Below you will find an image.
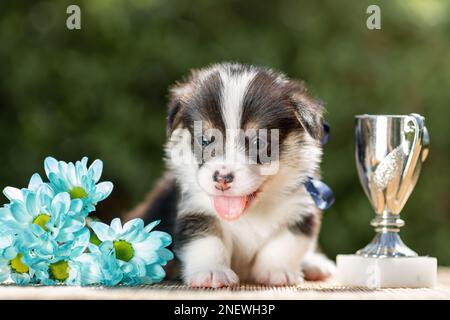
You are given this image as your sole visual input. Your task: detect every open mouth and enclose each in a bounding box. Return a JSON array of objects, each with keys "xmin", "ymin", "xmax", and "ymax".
[{"xmin": 212, "ymin": 189, "xmax": 260, "ymax": 221}]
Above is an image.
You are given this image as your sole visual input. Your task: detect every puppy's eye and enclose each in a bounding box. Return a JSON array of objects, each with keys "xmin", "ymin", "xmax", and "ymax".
[
  {"xmin": 253, "ymin": 137, "xmax": 267, "ymax": 150},
  {"xmin": 199, "ymin": 135, "xmax": 214, "ymax": 147}
]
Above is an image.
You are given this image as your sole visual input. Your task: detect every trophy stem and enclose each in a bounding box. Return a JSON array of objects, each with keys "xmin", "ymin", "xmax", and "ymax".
[{"xmin": 356, "ymin": 212, "xmax": 418, "ymax": 257}]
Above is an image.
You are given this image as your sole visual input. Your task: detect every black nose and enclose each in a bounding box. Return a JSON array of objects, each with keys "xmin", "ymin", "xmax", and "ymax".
[{"xmin": 213, "ymin": 171, "xmax": 234, "ymax": 184}]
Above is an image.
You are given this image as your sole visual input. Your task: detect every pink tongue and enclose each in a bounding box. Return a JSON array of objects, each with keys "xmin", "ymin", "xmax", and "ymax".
[{"xmin": 213, "ymin": 196, "xmax": 248, "ymax": 221}]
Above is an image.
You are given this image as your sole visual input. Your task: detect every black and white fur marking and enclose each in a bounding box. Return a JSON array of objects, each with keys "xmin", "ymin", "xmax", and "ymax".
[{"xmin": 130, "ymin": 63, "xmax": 336, "ymax": 287}]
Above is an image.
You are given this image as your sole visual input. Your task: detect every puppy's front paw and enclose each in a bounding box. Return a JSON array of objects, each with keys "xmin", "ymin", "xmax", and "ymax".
[
  {"xmin": 185, "ymin": 267, "xmax": 239, "ymax": 288},
  {"xmin": 254, "ymin": 269, "xmax": 304, "ymax": 286},
  {"xmin": 302, "ymin": 254, "xmax": 336, "ymax": 281}
]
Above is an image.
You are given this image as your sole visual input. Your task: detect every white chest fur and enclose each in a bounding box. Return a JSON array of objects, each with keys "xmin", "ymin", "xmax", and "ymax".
[{"xmin": 218, "ymin": 187, "xmax": 316, "ymax": 279}]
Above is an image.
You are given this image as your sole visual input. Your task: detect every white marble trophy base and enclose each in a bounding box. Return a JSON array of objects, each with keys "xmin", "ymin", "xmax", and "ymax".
[{"xmin": 336, "ymin": 254, "xmax": 437, "ymax": 288}]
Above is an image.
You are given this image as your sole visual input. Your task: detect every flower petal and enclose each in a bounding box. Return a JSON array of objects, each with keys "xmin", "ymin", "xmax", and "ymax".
[
  {"xmin": 48, "ymin": 172, "xmax": 66, "ymax": 192},
  {"xmin": 69, "ymin": 199, "xmax": 83, "ymax": 214},
  {"xmin": 122, "ymin": 218, "xmax": 144, "ymax": 234},
  {"xmin": 88, "ymin": 159, "xmax": 103, "ymax": 183},
  {"xmin": 28, "ymin": 173, "xmax": 44, "ymax": 191},
  {"xmin": 149, "ymin": 231, "xmax": 172, "ymax": 247},
  {"xmin": 110, "ymin": 218, "xmax": 122, "ymax": 234},
  {"xmin": 25, "ymin": 193, "xmax": 38, "ymax": 217},
  {"xmin": 3, "ymin": 187, "xmax": 24, "ymax": 202},
  {"xmin": 37, "ymin": 184, "xmax": 55, "ymax": 208},
  {"xmin": 11, "ymin": 272, "xmax": 31, "ymax": 285},
  {"xmin": 76, "ymin": 253, "xmax": 103, "ymax": 285},
  {"xmin": 144, "ymin": 220, "xmax": 160, "ymax": 233},
  {"xmin": 10, "ymin": 201, "xmax": 32, "ymax": 224},
  {"xmin": 93, "ymin": 182, "xmax": 114, "ymax": 202},
  {"xmin": 91, "ymin": 221, "xmax": 114, "ymax": 242},
  {"xmin": 44, "ymin": 157, "xmax": 59, "ymax": 176},
  {"xmin": 158, "ymin": 248, "xmax": 174, "ymax": 263},
  {"xmin": 133, "ymin": 240, "xmax": 159, "ymax": 264},
  {"xmin": 0, "ymin": 263, "xmax": 10, "ymax": 283},
  {"xmin": 0, "ymin": 207, "xmax": 14, "ymax": 223},
  {"xmin": 67, "ymin": 162, "xmax": 78, "ymax": 186},
  {"xmin": 145, "ymin": 264, "xmax": 166, "ymax": 283},
  {"xmin": 51, "ymin": 192, "xmax": 71, "ymax": 216},
  {"xmin": 81, "ymin": 157, "xmax": 89, "ymax": 169}
]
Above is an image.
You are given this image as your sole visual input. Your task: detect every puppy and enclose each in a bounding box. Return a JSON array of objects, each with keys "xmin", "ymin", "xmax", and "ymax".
[{"xmin": 128, "ymin": 62, "xmax": 336, "ymax": 287}]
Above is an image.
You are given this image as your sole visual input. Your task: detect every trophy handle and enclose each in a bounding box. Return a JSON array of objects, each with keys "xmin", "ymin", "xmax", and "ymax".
[
  {"xmin": 421, "ymin": 125, "xmax": 430, "ymax": 162},
  {"xmin": 409, "ymin": 113, "xmax": 429, "ymax": 162},
  {"xmin": 397, "ymin": 114, "xmax": 426, "ymax": 204}
]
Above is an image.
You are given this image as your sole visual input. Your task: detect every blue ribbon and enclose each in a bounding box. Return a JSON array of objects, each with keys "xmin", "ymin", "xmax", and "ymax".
[
  {"xmin": 303, "ymin": 121, "xmax": 335, "ymax": 210},
  {"xmin": 304, "ymin": 177, "xmax": 335, "ymax": 210}
]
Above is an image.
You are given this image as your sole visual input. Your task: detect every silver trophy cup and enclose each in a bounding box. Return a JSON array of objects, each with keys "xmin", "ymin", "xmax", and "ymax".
[{"xmin": 355, "ymin": 114, "xmax": 430, "ymax": 257}]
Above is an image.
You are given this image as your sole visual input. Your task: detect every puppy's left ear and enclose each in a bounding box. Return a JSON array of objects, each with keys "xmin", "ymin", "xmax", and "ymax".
[
  {"xmin": 166, "ymin": 81, "xmax": 192, "ymax": 137},
  {"xmin": 287, "ymin": 80, "xmax": 324, "ymax": 141}
]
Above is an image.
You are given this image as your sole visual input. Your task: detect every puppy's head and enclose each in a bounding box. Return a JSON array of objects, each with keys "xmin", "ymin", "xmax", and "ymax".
[{"xmin": 166, "ymin": 63, "xmax": 324, "ymax": 221}]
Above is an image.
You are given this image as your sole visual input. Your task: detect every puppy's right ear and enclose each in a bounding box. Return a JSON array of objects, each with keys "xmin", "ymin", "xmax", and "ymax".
[
  {"xmin": 166, "ymin": 82, "xmax": 191, "ymax": 137},
  {"xmin": 286, "ymin": 80, "xmax": 324, "ymax": 141}
]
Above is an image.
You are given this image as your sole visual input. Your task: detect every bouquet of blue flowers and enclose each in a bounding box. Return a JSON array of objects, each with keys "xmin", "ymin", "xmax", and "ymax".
[{"xmin": 0, "ymin": 157, "xmax": 173, "ymax": 286}]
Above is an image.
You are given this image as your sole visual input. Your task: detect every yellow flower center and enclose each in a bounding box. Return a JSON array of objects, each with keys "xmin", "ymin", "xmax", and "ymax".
[
  {"xmin": 113, "ymin": 240, "xmax": 134, "ymax": 262},
  {"xmin": 10, "ymin": 254, "xmax": 29, "ymax": 274},
  {"xmin": 33, "ymin": 214, "xmax": 50, "ymax": 231},
  {"xmin": 69, "ymin": 186, "xmax": 88, "ymax": 199},
  {"xmin": 49, "ymin": 261, "xmax": 69, "ymax": 282}
]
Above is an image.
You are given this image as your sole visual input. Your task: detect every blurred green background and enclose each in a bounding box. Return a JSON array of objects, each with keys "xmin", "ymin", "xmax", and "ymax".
[{"xmin": 0, "ymin": 0, "xmax": 449, "ymax": 264}]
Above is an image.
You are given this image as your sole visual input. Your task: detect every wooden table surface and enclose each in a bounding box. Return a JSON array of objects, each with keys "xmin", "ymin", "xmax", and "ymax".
[{"xmin": 1, "ymin": 267, "xmax": 449, "ymax": 300}]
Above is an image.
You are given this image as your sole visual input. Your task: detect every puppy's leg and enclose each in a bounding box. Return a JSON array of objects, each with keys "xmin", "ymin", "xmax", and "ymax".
[
  {"xmin": 302, "ymin": 252, "xmax": 336, "ymax": 281},
  {"xmin": 175, "ymin": 214, "xmax": 238, "ymax": 288},
  {"xmin": 251, "ymin": 230, "xmax": 313, "ymax": 286},
  {"xmin": 251, "ymin": 213, "xmax": 320, "ymax": 286}
]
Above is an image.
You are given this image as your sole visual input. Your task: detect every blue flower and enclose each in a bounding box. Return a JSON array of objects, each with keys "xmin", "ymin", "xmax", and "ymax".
[
  {"xmin": 44, "ymin": 157, "xmax": 113, "ymax": 215},
  {"xmin": 91, "ymin": 218, "xmax": 173, "ymax": 284},
  {"xmin": 0, "ymin": 173, "xmax": 48, "ymax": 234},
  {"xmin": 24, "ymin": 228, "xmax": 91, "ymax": 285},
  {"xmin": 32, "ymin": 258, "xmax": 83, "ymax": 286},
  {"xmin": 0, "ymin": 238, "xmax": 33, "ymax": 285},
  {"xmin": 1, "ymin": 187, "xmax": 85, "ymax": 243},
  {"xmin": 78, "ymin": 243, "xmax": 124, "ymax": 286},
  {"xmin": 0, "ymin": 259, "xmax": 33, "ymax": 285},
  {"xmin": 41, "ymin": 242, "xmax": 125, "ymax": 286},
  {"xmin": 21, "ymin": 226, "xmax": 90, "ymax": 266},
  {"xmin": 0, "ymin": 156, "xmax": 173, "ymax": 286}
]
